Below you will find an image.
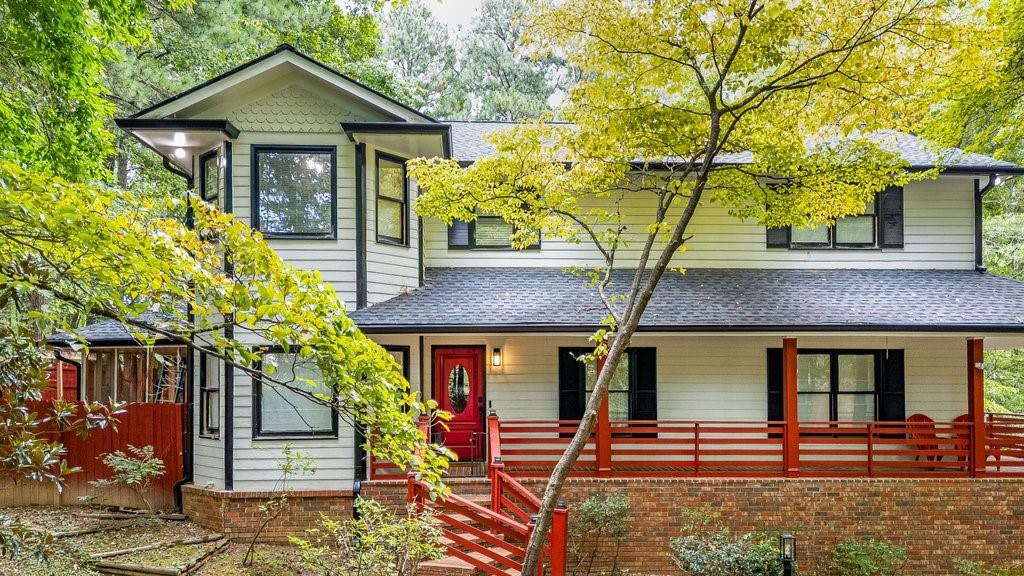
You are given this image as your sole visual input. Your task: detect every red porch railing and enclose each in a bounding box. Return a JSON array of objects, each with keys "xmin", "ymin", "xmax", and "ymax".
[{"xmin": 488, "ymin": 413, "xmax": 1024, "ymax": 479}]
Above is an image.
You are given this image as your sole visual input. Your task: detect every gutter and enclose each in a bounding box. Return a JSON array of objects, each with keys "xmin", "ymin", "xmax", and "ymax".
[{"xmin": 975, "ymin": 174, "xmax": 999, "ymax": 273}]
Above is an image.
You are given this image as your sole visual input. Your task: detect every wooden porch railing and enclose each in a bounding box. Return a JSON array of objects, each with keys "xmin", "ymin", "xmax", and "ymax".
[{"xmin": 488, "ymin": 413, "xmax": 1024, "ymax": 479}]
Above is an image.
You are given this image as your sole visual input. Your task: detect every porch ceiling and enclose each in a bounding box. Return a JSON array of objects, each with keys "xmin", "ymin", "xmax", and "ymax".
[{"xmin": 349, "ymin": 267, "xmax": 1024, "ymax": 334}]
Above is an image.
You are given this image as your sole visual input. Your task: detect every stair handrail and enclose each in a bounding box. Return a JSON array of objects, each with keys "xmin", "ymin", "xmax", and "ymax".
[{"xmin": 487, "ymin": 411, "xmax": 567, "ymax": 576}]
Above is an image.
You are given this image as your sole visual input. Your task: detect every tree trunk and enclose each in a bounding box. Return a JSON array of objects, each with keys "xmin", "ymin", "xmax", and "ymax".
[{"xmin": 519, "ymin": 184, "xmax": 709, "ymax": 573}]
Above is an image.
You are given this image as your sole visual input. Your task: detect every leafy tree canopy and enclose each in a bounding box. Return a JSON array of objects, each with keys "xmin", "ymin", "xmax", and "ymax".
[{"xmin": 410, "ymin": 1, "xmax": 998, "ymax": 571}]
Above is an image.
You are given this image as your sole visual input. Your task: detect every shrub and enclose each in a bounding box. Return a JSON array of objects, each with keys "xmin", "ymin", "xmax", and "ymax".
[
  {"xmin": 243, "ymin": 443, "xmax": 315, "ymax": 566},
  {"xmin": 88, "ymin": 444, "xmax": 165, "ymax": 512},
  {"xmin": 567, "ymin": 491, "xmax": 631, "ymax": 576},
  {"xmin": 671, "ymin": 529, "xmax": 784, "ymax": 576},
  {"xmin": 291, "ymin": 498, "xmax": 444, "ymax": 576},
  {"xmin": 816, "ymin": 539, "xmax": 906, "ymax": 576}
]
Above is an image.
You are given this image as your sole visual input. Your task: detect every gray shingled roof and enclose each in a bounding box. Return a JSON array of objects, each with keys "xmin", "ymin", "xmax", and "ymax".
[
  {"xmin": 48, "ymin": 311, "xmax": 177, "ymax": 345},
  {"xmin": 448, "ymin": 122, "xmax": 1021, "ymax": 173},
  {"xmin": 349, "ymin": 268, "xmax": 1024, "ymax": 333}
]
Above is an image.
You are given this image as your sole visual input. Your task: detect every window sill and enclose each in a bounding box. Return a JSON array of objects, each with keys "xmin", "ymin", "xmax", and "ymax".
[
  {"xmin": 251, "ymin": 433, "xmax": 339, "ymax": 441},
  {"xmin": 198, "ymin": 433, "xmax": 220, "ymax": 441},
  {"xmin": 376, "ymin": 237, "xmax": 409, "ymax": 248},
  {"xmin": 447, "ymin": 246, "xmax": 542, "ymax": 251},
  {"xmin": 258, "ymin": 233, "xmax": 338, "ymax": 241}
]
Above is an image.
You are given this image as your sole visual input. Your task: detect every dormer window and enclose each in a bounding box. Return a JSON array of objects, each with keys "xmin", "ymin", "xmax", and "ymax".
[
  {"xmin": 376, "ymin": 153, "xmax": 408, "ymax": 246},
  {"xmin": 448, "ymin": 213, "xmax": 541, "ymax": 250},
  {"xmin": 252, "ymin": 145, "xmax": 337, "ymax": 239},
  {"xmin": 767, "ymin": 186, "xmax": 903, "ymax": 250}
]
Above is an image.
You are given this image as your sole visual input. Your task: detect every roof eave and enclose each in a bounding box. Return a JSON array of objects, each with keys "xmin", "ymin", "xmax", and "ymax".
[{"xmin": 354, "ymin": 323, "xmax": 1024, "ymax": 334}]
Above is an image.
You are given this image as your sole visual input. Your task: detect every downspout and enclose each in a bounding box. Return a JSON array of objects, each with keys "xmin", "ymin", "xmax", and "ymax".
[
  {"xmin": 167, "ymin": 158, "xmax": 195, "ymax": 512},
  {"xmin": 975, "ymin": 174, "xmax": 998, "ymax": 273},
  {"xmin": 222, "ymin": 141, "xmax": 234, "ymax": 491}
]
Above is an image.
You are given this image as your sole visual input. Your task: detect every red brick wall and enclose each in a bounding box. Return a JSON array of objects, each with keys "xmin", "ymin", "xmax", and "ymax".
[
  {"xmin": 363, "ymin": 477, "xmax": 1024, "ymax": 576},
  {"xmin": 182, "ymin": 485, "xmax": 354, "ymax": 542}
]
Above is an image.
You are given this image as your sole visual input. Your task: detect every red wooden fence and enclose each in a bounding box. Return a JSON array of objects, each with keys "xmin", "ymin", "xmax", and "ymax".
[{"xmin": 0, "ymin": 402, "xmax": 185, "ymax": 511}]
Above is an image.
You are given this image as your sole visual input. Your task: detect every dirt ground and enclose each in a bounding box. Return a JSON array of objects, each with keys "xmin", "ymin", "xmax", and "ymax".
[{"xmin": 0, "ymin": 507, "xmax": 308, "ymax": 576}]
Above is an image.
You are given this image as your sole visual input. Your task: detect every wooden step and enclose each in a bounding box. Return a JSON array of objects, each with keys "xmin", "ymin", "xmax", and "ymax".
[{"xmin": 418, "ymin": 555, "xmax": 476, "ymax": 576}]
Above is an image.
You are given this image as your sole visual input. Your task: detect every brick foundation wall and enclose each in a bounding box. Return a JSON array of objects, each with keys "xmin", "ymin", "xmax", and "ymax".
[
  {"xmin": 181, "ymin": 484, "xmax": 354, "ymax": 542},
  {"xmin": 363, "ymin": 477, "xmax": 1024, "ymax": 575}
]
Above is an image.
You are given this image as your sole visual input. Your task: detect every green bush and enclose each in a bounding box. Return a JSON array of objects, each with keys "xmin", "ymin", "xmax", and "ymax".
[
  {"xmin": 291, "ymin": 498, "xmax": 444, "ymax": 576},
  {"xmin": 88, "ymin": 444, "xmax": 165, "ymax": 512},
  {"xmin": 567, "ymin": 491, "xmax": 631, "ymax": 576},
  {"xmin": 816, "ymin": 540, "xmax": 906, "ymax": 576},
  {"xmin": 956, "ymin": 560, "xmax": 1024, "ymax": 576},
  {"xmin": 671, "ymin": 529, "xmax": 784, "ymax": 576}
]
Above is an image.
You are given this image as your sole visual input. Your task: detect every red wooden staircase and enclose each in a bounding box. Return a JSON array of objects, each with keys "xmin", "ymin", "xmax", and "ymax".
[{"xmin": 409, "ymin": 414, "xmax": 569, "ymax": 576}]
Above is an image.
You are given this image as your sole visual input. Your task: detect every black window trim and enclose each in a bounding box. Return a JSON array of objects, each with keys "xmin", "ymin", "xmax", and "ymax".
[
  {"xmin": 198, "ymin": 351, "xmax": 220, "ymax": 439},
  {"xmin": 251, "ymin": 144, "xmax": 338, "ymax": 240},
  {"xmin": 375, "ymin": 151, "xmax": 409, "ymax": 246},
  {"xmin": 199, "ymin": 148, "xmax": 220, "ymax": 203},
  {"xmin": 788, "ymin": 197, "xmax": 879, "ymax": 250},
  {"xmin": 447, "ymin": 217, "xmax": 542, "ymax": 251},
  {"xmin": 252, "ymin": 345, "xmax": 339, "ymax": 439},
  {"xmin": 560, "ymin": 347, "xmax": 648, "ymax": 421},
  {"xmin": 796, "ymin": 348, "xmax": 884, "ymax": 423},
  {"xmin": 383, "ymin": 344, "xmax": 411, "ymax": 381}
]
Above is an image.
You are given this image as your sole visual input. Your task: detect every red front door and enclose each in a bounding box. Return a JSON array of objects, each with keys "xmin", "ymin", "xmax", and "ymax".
[{"xmin": 434, "ymin": 346, "xmax": 485, "ymax": 460}]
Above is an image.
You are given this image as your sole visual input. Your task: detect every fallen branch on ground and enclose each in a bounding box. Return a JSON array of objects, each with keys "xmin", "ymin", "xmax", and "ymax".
[{"xmin": 90, "ymin": 533, "xmax": 224, "ymax": 559}]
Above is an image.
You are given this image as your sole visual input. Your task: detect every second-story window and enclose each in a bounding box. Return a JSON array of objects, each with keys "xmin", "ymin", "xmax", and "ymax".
[
  {"xmin": 767, "ymin": 186, "xmax": 903, "ymax": 250},
  {"xmin": 448, "ymin": 213, "xmax": 541, "ymax": 250},
  {"xmin": 252, "ymin": 145, "xmax": 336, "ymax": 239},
  {"xmin": 376, "ymin": 153, "xmax": 408, "ymax": 245}
]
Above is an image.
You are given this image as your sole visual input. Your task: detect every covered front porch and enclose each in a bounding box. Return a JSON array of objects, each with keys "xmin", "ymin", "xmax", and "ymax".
[{"xmin": 365, "ymin": 333, "xmax": 1024, "ymax": 480}]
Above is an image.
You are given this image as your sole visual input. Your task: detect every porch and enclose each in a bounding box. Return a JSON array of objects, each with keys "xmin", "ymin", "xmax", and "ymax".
[{"xmin": 369, "ymin": 336, "xmax": 1024, "ymax": 480}]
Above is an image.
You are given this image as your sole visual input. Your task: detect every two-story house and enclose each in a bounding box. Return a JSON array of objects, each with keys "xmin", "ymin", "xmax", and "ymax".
[{"xmin": 114, "ymin": 44, "xmax": 1024, "ymax": 574}]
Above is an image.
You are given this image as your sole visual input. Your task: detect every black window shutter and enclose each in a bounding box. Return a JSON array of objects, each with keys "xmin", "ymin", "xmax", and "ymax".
[
  {"xmin": 767, "ymin": 348, "xmax": 784, "ymax": 422},
  {"xmin": 879, "ymin": 349, "xmax": 905, "ymax": 422},
  {"xmin": 558, "ymin": 348, "xmax": 585, "ymax": 421},
  {"xmin": 448, "ymin": 220, "xmax": 470, "ymax": 247},
  {"xmin": 879, "ymin": 186, "xmax": 904, "ymax": 248},
  {"xmin": 766, "ymin": 226, "xmax": 791, "ymax": 248},
  {"xmin": 630, "ymin": 348, "xmax": 657, "ymax": 421}
]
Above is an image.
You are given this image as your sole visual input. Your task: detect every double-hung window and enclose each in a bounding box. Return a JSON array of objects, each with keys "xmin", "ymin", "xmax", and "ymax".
[
  {"xmin": 376, "ymin": 153, "xmax": 408, "ymax": 245},
  {"xmin": 558, "ymin": 348, "xmax": 657, "ymax": 423},
  {"xmin": 252, "ymin": 146, "xmax": 336, "ymax": 238},
  {"xmin": 767, "ymin": 186, "xmax": 904, "ymax": 250},
  {"xmin": 797, "ymin": 351, "xmax": 880, "ymax": 422},
  {"xmin": 200, "ymin": 149, "xmax": 220, "ymax": 206},
  {"xmin": 254, "ymin": 349, "xmax": 337, "ymax": 438},
  {"xmin": 199, "ymin": 352, "xmax": 220, "ymax": 438},
  {"xmin": 448, "ymin": 214, "xmax": 541, "ymax": 250}
]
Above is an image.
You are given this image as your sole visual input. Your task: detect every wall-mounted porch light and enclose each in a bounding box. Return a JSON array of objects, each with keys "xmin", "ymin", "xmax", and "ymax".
[
  {"xmin": 491, "ymin": 347, "xmax": 502, "ymax": 367},
  {"xmin": 779, "ymin": 533, "xmax": 796, "ymax": 576}
]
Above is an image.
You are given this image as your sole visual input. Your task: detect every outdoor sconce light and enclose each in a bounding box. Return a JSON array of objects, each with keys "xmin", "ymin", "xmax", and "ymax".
[
  {"xmin": 491, "ymin": 347, "xmax": 502, "ymax": 367},
  {"xmin": 779, "ymin": 533, "xmax": 796, "ymax": 576}
]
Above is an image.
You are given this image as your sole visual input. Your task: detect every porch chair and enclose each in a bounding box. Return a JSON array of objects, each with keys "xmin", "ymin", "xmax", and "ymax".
[
  {"xmin": 906, "ymin": 413, "xmax": 938, "ymax": 462},
  {"xmin": 951, "ymin": 413, "xmax": 971, "ymax": 467}
]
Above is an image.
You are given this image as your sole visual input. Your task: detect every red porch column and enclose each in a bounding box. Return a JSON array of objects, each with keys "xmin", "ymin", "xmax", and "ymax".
[
  {"xmin": 967, "ymin": 338, "xmax": 986, "ymax": 476},
  {"xmin": 595, "ymin": 355, "xmax": 612, "ymax": 478},
  {"xmin": 783, "ymin": 337, "xmax": 800, "ymax": 477}
]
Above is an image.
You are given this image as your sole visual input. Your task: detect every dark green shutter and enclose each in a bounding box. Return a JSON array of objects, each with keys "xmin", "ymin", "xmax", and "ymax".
[
  {"xmin": 558, "ymin": 348, "xmax": 585, "ymax": 421},
  {"xmin": 879, "ymin": 186, "xmax": 904, "ymax": 248},
  {"xmin": 630, "ymin": 348, "xmax": 657, "ymax": 421},
  {"xmin": 767, "ymin": 348, "xmax": 784, "ymax": 422},
  {"xmin": 879, "ymin": 349, "xmax": 905, "ymax": 422},
  {"xmin": 766, "ymin": 226, "xmax": 791, "ymax": 248}
]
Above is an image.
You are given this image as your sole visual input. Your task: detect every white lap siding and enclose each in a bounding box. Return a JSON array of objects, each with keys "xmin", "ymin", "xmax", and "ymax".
[
  {"xmin": 423, "ymin": 177, "xmax": 976, "ymax": 271},
  {"xmin": 410, "ymin": 334, "xmax": 969, "ymax": 422}
]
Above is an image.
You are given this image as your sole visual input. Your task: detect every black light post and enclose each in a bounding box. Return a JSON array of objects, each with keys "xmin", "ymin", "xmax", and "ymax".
[{"xmin": 779, "ymin": 533, "xmax": 796, "ymax": 576}]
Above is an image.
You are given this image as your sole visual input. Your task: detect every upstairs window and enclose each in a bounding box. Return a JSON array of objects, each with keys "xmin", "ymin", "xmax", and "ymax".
[
  {"xmin": 767, "ymin": 186, "xmax": 903, "ymax": 250},
  {"xmin": 376, "ymin": 153, "xmax": 408, "ymax": 245},
  {"xmin": 448, "ymin": 213, "xmax": 541, "ymax": 250},
  {"xmin": 252, "ymin": 146, "xmax": 336, "ymax": 238}
]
